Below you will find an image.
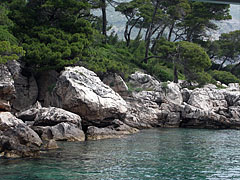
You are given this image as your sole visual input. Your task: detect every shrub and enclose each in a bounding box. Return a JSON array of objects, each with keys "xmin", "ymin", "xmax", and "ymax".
[
  {"xmin": 0, "ymin": 41, "xmax": 25, "ymax": 64},
  {"xmin": 196, "ymin": 71, "xmax": 214, "ymax": 87},
  {"xmin": 84, "ymin": 45, "xmax": 139, "ymax": 79},
  {"xmin": 210, "ymin": 70, "xmax": 240, "ymax": 84},
  {"xmin": 22, "ymin": 27, "xmax": 90, "ymax": 71}
]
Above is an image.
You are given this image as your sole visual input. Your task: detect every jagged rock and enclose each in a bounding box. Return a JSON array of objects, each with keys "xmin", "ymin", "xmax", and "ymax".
[
  {"xmin": 48, "ymin": 66, "xmax": 128, "ymax": 127},
  {"xmin": 0, "ymin": 64, "xmax": 15, "ymax": 111},
  {"xmin": 36, "ymin": 70, "xmax": 59, "ymax": 106},
  {"xmin": 227, "ymin": 83, "xmax": 240, "ymax": 91},
  {"xmin": 227, "ymin": 106, "xmax": 240, "ymax": 119},
  {"xmin": 178, "ymin": 80, "xmax": 191, "ymax": 88},
  {"xmin": 223, "ymin": 91, "xmax": 240, "ymax": 106},
  {"xmin": 134, "ymin": 91, "xmax": 165, "ymax": 104},
  {"xmin": 203, "ymin": 84, "xmax": 217, "ymax": 89},
  {"xmin": 86, "ymin": 119, "xmax": 138, "ymax": 140},
  {"xmin": 187, "ymin": 88, "xmax": 228, "ymax": 111},
  {"xmin": 128, "ymin": 71, "xmax": 160, "ymax": 90},
  {"xmin": 33, "ymin": 122, "xmax": 85, "ymax": 142},
  {"xmin": 16, "ymin": 101, "xmax": 42, "ymax": 121},
  {"xmin": 0, "ymin": 64, "xmax": 15, "ymax": 101},
  {"xmin": 181, "ymin": 103, "xmax": 233, "ymax": 129},
  {"xmin": 0, "ymin": 100, "xmax": 11, "ymax": 112},
  {"xmin": 0, "ymin": 112, "xmax": 24, "ymax": 131},
  {"xmin": 161, "ymin": 82, "xmax": 183, "ymax": 105},
  {"xmin": 17, "ymin": 105, "xmax": 84, "ymax": 142},
  {"xmin": 33, "ymin": 107, "xmax": 82, "ymax": 127},
  {"xmin": 0, "ymin": 112, "xmax": 42, "ymax": 158},
  {"xmin": 102, "ymin": 73, "xmax": 129, "ymax": 97},
  {"xmin": 181, "ymin": 88, "xmax": 192, "ymax": 103},
  {"xmin": 159, "ymin": 103, "xmax": 183, "ymax": 127},
  {"xmin": 17, "ymin": 104, "xmax": 82, "ymax": 128},
  {"xmin": 7, "ymin": 61, "xmax": 38, "ymax": 111},
  {"xmin": 124, "ymin": 96, "xmax": 163, "ymax": 129}
]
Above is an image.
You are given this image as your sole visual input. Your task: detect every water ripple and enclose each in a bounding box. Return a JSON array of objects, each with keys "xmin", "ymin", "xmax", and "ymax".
[{"xmin": 1, "ymin": 128, "xmax": 240, "ymax": 179}]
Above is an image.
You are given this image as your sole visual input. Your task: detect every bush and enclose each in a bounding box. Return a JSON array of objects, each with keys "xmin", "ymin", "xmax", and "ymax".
[
  {"xmin": 0, "ymin": 26, "xmax": 18, "ymax": 45},
  {"xmin": 84, "ymin": 45, "xmax": 139, "ymax": 79},
  {"xmin": 151, "ymin": 64, "xmax": 174, "ymax": 82},
  {"xmin": 22, "ymin": 27, "xmax": 90, "ymax": 71},
  {"xmin": 196, "ymin": 71, "xmax": 214, "ymax": 87},
  {"xmin": 210, "ymin": 70, "xmax": 240, "ymax": 84},
  {"xmin": 0, "ymin": 41, "xmax": 25, "ymax": 64}
]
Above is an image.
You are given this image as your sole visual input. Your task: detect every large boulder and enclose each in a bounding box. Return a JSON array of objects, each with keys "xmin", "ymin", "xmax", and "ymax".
[
  {"xmin": 0, "ymin": 64, "xmax": 15, "ymax": 111},
  {"xmin": 33, "ymin": 107, "xmax": 82, "ymax": 127},
  {"xmin": 86, "ymin": 119, "xmax": 138, "ymax": 140},
  {"xmin": 33, "ymin": 123, "xmax": 85, "ymax": 142},
  {"xmin": 48, "ymin": 66, "xmax": 128, "ymax": 127},
  {"xmin": 0, "ymin": 112, "xmax": 42, "ymax": 158},
  {"xmin": 7, "ymin": 61, "xmax": 38, "ymax": 111},
  {"xmin": 17, "ymin": 106, "xmax": 85, "ymax": 142}
]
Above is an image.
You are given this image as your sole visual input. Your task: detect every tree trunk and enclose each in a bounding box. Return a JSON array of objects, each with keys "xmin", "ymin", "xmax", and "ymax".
[
  {"xmin": 101, "ymin": 0, "xmax": 107, "ymax": 43},
  {"xmin": 151, "ymin": 25, "xmax": 167, "ymax": 53},
  {"xmin": 168, "ymin": 22, "xmax": 175, "ymax": 41},
  {"xmin": 218, "ymin": 57, "xmax": 227, "ymax": 70},
  {"xmin": 144, "ymin": 0, "xmax": 159, "ymax": 63},
  {"xmin": 124, "ymin": 22, "xmax": 129, "ymax": 46},
  {"xmin": 173, "ymin": 63, "xmax": 178, "ymax": 83}
]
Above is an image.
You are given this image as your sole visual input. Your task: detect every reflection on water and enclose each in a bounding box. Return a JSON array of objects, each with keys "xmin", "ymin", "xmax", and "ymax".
[{"xmin": 1, "ymin": 128, "xmax": 240, "ymax": 180}]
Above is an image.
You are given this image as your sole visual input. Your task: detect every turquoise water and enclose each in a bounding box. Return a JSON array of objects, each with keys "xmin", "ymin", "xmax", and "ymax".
[{"xmin": 1, "ymin": 128, "xmax": 240, "ymax": 180}]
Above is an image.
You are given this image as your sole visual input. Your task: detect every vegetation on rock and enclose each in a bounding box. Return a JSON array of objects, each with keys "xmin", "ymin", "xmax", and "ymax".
[{"xmin": 0, "ymin": 0, "xmax": 239, "ymax": 86}]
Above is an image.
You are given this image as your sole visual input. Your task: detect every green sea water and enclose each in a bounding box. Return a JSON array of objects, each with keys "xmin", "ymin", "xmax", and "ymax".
[{"xmin": 1, "ymin": 128, "xmax": 240, "ymax": 180}]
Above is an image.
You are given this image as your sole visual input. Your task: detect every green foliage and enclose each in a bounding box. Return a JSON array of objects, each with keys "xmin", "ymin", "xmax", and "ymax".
[
  {"xmin": 3, "ymin": 0, "xmax": 93, "ymax": 71},
  {"xmin": 22, "ymin": 27, "xmax": 90, "ymax": 71},
  {"xmin": 196, "ymin": 71, "xmax": 213, "ymax": 87},
  {"xmin": 0, "ymin": 4, "xmax": 18, "ymax": 44},
  {"xmin": 210, "ymin": 70, "xmax": 240, "ymax": 85},
  {"xmin": 161, "ymin": 81, "xmax": 169, "ymax": 95},
  {"xmin": 148, "ymin": 62, "xmax": 174, "ymax": 82},
  {"xmin": 177, "ymin": 41, "xmax": 212, "ymax": 83},
  {"xmin": 153, "ymin": 39, "xmax": 211, "ymax": 84},
  {"xmin": 0, "ymin": 26, "xmax": 17, "ymax": 45},
  {"xmin": 84, "ymin": 44, "xmax": 139, "ymax": 79},
  {"xmin": 126, "ymin": 82, "xmax": 144, "ymax": 92},
  {"xmin": 0, "ymin": 4, "xmax": 13, "ymax": 28},
  {"xmin": 0, "ymin": 41, "xmax": 25, "ymax": 64},
  {"xmin": 213, "ymin": 30, "xmax": 240, "ymax": 70}
]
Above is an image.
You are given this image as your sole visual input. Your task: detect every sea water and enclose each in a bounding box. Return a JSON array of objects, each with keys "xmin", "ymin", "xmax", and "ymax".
[{"xmin": 1, "ymin": 128, "xmax": 240, "ymax": 180}]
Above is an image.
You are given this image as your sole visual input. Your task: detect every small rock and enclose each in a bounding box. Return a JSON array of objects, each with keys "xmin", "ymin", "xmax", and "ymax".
[
  {"xmin": 43, "ymin": 140, "xmax": 59, "ymax": 150},
  {"xmin": 86, "ymin": 119, "xmax": 138, "ymax": 140}
]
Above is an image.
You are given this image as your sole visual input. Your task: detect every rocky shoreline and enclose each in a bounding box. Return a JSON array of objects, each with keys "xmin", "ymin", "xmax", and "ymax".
[{"xmin": 1, "ymin": 60, "xmax": 240, "ymax": 158}]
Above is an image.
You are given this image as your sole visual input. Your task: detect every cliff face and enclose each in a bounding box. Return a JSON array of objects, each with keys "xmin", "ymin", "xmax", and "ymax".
[{"xmin": 1, "ymin": 61, "xmax": 240, "ymax": 158}]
